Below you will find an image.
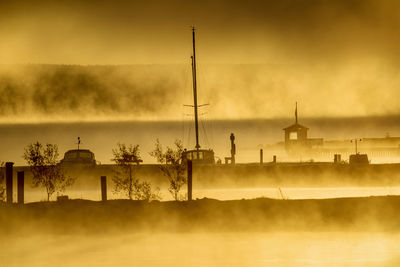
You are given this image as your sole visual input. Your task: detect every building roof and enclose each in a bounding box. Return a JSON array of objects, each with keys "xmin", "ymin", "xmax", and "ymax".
[
  {"xmin": 283, "ymin": 123, "xmax": 309, "ymax": 131},
  {"xmin": 60, "ymin": 149, "xmax": 96, "ymax": 165},
  {"xmin": 64, "ymin": 149, "xmax": 93, "ymax": 154}
]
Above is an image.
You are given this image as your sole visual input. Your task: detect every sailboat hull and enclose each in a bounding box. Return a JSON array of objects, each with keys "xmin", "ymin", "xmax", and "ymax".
[{"xmin": 183, "ymin": 149, "xmax": 215, "ymax": 164}]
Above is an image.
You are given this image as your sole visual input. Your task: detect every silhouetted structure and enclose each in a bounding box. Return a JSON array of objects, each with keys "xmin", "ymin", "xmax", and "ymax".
[
  {"xmin": 183, "ymin": 149, "xmax": 215, "ymax": 164},
  {"xmin": 321, "ymin": 137, "xmax": 400, "ymax": 159},
  {"xmin": 280, "ymin": 105, "xmax": 400, "ymax": 159},
  {"xmin": 17, "ymin": 171, "xmax": 24, "ymax": 204},
  {"xmin": 60, "ymin": 149, "xmax": 96, "ymax": 165},
  {"xmin": 225, "ymin": 133, "xmax": 236, "ymax": 164},
  {"xmin": 101, "ymin": 176, "xmax": 107, "ymax": 201},
  {"xmin": 351, "ymin": 138, "xmax": 362, "ymax": 154},
  {"xmin": 349, "ymin": 154, "xmax": 369, "ymax": 164},
  {"xmin": 334, "ymin": 154, "xmax": 342, "ymax": 163},
  {"xmin": 76, "ymin": 136, "xmax": 81, "ymax": 149},
  {"xmin": 187, "ymin": 160, "xmax": 192, "ymax": 201},
  {"xmin": 60, "ymin": 138, "xmax": 97, "ymax": 166},
  {"xmin": 283, "ymin": 123, "xmax": 309, "ymax": 150},
  {"xmin": 182, "ymin": 27, "xmax": 215, "ymax": 164},
  {"xmin": 283, "ymin": 103, "xmax": 322, "ymax": 155},
  {"xmin": 6, "ymin": 162, "xmax": 13, "ymax": 204}
]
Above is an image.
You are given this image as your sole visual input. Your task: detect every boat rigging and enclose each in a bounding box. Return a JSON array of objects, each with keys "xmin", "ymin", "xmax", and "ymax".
[{"xmin": 183, "ymin": 27, "xmax": 215, "ymax": 164}]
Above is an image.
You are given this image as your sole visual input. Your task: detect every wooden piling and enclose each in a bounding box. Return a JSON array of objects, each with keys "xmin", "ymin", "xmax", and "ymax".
[
  {"xmin": 101, "ymin": 176, "xmax": 107, "ymax": 201},
  {"xmin": 17, "ymin": 171, "xmax": 24, "ymax": 204},
  {"xmin": 260, "ymin": 149, "xmax": 263, "ymax": 166},
  {"xmin": 273, "ymin": 155, "xmax": 277, "ymax": 163},
  {"xmin": 230, "ymin": 133, "xmax": 236, "ymax": 165},
  {"xmin": 5, "ymin": 162, "xmax": 13, "ymax": 204},
  {"xmin": 334, "ymin": 154, "xmax": 341, "ymax": 163},
  {"xmin": 187, "ymin": 160, "xmax": 193, "ymax": 201}
]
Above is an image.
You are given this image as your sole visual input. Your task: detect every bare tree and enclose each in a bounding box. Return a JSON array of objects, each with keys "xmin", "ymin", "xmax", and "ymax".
[
  {"xmin": 132, "ymin": 179, "xmax": 161, "ymax": 201},
  {"xmin": 23, "ymin": 142, "xmax": 75, "ymax": 201},
  {"xmin": 150, "ymin": 139, "xmax": 186, "ymax": 201},
  {"xmin": 112, "ymin": 143, "xmax": 160, "ymax": 201}
]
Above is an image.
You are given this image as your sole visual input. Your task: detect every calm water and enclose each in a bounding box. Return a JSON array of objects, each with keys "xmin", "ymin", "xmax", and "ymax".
[
  {"xmin": 2, "ymin": 232, "xmax": 400, "ymax": 267},
  {"xmin": 3, "ymin": 118, "xmax": 400, "ymax": 266},
  {"xmin": 1, "ymin": 117, "xmax": 400, "ymax": 165}
]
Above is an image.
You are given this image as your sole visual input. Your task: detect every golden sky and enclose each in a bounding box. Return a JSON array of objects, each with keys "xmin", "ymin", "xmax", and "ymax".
[
  {"xmin": 0, "ymin": 0, "xmax": 399, "ymax": 121},
  {"xmin": 0, "ymin": 0, "xmax": 399, "ymax": 65}
]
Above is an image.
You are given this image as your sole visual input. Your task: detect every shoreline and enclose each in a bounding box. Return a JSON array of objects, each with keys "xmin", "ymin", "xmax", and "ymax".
[{"xmin": 2, "ymin": 196, "xmax": 400, "ymax": 234}]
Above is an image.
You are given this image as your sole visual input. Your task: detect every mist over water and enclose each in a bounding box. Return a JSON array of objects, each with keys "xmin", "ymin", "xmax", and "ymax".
[
  {"xmin": 2, "ymin": 1, "xmax": 400, "ymax": 265},
  {"xmin": 1, "ymin": 116, "xmax": 399, "ymax": 165},
  {"xmin": 2, "ymin": 232, "xmax": 400, "ymax": 267},
  {"xmin": 1, "ymin": 64, "xmax": 400, "ymax": 123}
]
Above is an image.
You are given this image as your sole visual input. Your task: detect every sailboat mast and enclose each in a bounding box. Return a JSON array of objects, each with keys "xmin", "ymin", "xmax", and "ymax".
[{"xmin": 191, "ymin": 27, "xmax": 200, "ymax": 150}]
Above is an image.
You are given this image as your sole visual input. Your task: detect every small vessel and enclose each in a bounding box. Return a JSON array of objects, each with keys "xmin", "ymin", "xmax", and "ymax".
[
  {"xmin": 60, "ymin": 137, "xmax": 97, "ymax": 166},
  {"xmin": 182, "ymin": 27, "xmax": 215, "ymax": 164},
  {"xmin": 60, "ymin": 149, "xmax": 96, "ymax": 166}
]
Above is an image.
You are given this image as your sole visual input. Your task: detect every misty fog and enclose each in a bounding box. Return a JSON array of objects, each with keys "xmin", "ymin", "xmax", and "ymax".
[
  {"xmin": 2, "ymin": 1, "xmax": 400, "ymax": 266},
  {"xmin": 0, "ymin": 63, "xmax": 400, "ymax": 122},
  {"xmin": 0, "ymin": 116, "xmax": 399, "ymax": 165},
  {"xmin": 1, "ymin": 0, "xmax": 400, "ymax": 121},
  {"xmin": 3, "ymin": 232, "xmax": 400, "ymax": 267}
]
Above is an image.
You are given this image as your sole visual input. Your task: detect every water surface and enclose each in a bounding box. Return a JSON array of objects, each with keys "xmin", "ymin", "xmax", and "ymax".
[{"xmin": 2, "ymin": 232, "xmax": 399, "ymax": 267}]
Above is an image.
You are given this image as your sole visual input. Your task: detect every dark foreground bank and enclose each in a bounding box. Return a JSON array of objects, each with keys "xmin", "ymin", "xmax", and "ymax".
[{"xmin": 1, "ymin": 196, "xmax": 400, "ymax": 234}]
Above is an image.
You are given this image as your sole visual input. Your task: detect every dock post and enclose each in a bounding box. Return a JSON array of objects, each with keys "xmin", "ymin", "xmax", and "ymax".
[
  {"xmin": 17, "ymin": 171, "xmax": 24, "ymax": 204},
  {"xmin": 273, "ymin": 155, "xmax": 277, "ymax": 163},
  {"xmin": 101, "ymin": 176, "xmax": 107, "ymax": 201},
  {"xmin": 5, "ymin": 162, "xmax": 13, "ymax": 204},
  {"xmin": 230, "ymin": 133, "xmax": 236, "ymax": 165},
  {"xmin": 187, "ymin": 160, "xmax": 192, "ymax": 201},
  {"xmin": 260, "ymin": 149, "xmax": 263, "ymax": 166},
  {"xmin": 334, "ymin": 154, "xmax": 341, "ymax": 163}
]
